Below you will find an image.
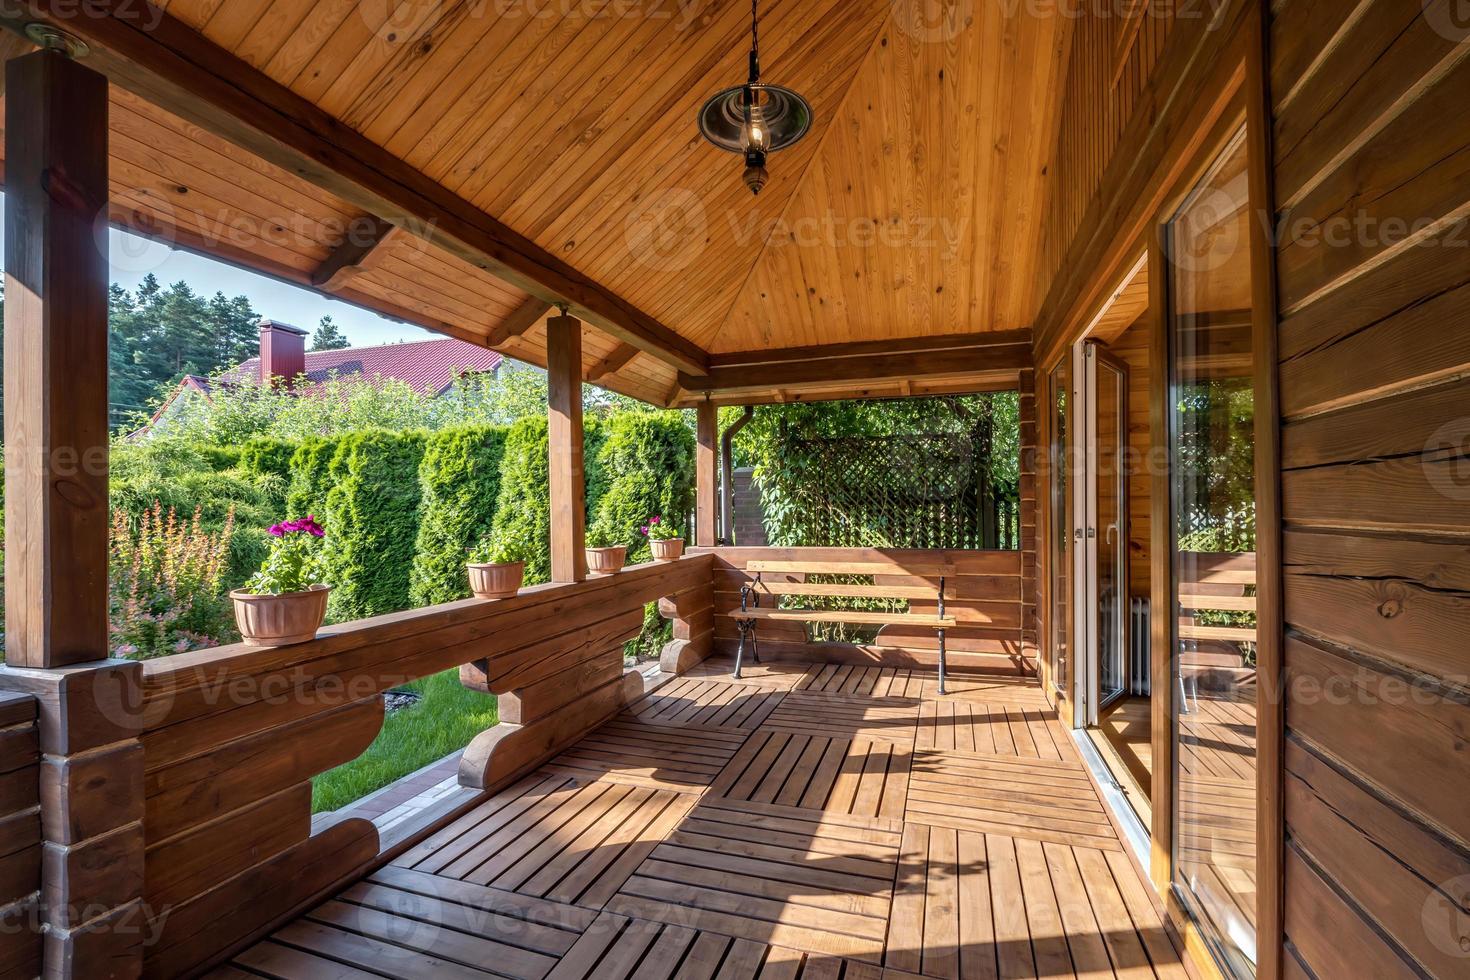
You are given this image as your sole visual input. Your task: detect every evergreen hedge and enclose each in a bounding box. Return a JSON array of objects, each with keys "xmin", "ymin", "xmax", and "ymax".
[
  {"xmin": 589, "ymin": 412, "xmax": 696, "ymax": 563},
  {"xmin": 410, "ymin": 425, "xmax": 509, "ymax": 606},
  {"xmin": 238, "ymin": 436, "xmax": 298, "ymax": 483},
  {"xmin": 485, "ymin": 416, "xmax": 612, "ymax": 586},
  {"xmin": 286, "ymin": 436, "xmax": 341, "ymax": 521},
  {"xmin": 322, "ymin": 430, "xmax": 426, "ymax": 620}
]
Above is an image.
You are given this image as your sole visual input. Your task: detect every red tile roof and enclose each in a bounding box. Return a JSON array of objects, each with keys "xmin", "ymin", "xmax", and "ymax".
[{"xmin": 229, "ymin": 337, "xmax": 502, "ymax": 395}]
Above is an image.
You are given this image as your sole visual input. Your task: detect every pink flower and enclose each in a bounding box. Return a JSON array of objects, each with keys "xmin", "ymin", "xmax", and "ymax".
[{"xmin": 651, "ymin": 515, "xmax": 662, "ymax": 524}]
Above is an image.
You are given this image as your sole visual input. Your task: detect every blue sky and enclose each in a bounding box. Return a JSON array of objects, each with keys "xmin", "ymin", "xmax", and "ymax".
[{"xmin": 0, "ymin": 193, "xmax": 434, "ymax": 349}]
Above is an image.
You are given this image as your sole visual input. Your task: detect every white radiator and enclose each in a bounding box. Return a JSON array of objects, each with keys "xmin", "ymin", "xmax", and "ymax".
[{"xmin": 1129, "ymin": 597, "xmax": 1151, "ymax": 696}]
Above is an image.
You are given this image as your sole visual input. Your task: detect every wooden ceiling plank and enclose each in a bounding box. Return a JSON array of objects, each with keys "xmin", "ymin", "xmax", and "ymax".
[
  {"xmin": 708, "ymin": 329, "xmax": 1034, "ymax": 367},
  {"xmin": 2, "ymin": 2, "xmax": 710, "ymax": 376}
]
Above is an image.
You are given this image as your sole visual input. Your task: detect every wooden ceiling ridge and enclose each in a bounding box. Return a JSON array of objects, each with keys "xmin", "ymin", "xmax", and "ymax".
[{"xmin": 0, "ymin": 0, "xmax": 710, "ymax": 377}]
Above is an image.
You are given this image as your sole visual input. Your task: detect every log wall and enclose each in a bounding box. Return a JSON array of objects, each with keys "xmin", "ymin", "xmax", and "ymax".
[
  {"xmin": 1269, "ymin": 2, "xmax": 1470, "ymax": 976},
  {"xmin": 0, "ymin": 692, "xmax": 40, "ymax": 978}
]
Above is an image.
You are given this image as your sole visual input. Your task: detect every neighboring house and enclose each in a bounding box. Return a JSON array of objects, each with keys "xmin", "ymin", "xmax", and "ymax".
[{"xmin": 144, "ymin": 319, "xmax": 502, "ymax": 434}]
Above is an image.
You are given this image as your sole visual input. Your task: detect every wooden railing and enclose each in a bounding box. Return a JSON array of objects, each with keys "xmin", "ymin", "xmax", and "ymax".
[
  {"xmin": 113, "ymin": 554, "xmax": 714, "ymax": 977},
  {"xmin": 705, "ymin": 547, "xmax": 1032, "ymax": 675}
]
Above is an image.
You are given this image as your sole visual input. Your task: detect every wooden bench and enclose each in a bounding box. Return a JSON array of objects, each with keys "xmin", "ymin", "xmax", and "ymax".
[{"xmin": 732, "ymin": 560, "xmax": 959, "ymax": 692}]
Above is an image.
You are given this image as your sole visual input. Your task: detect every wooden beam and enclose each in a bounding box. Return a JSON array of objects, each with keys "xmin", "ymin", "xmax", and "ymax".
[
  {"xmin": 707, "ymin": 329, "xmax": 1034, "ymax": 368},
  {"xmin": 679, "ymin": 342, "xmax": 1033, "ymax": 397},
  {"xmin": 486, "ymin": 297, "xmax": 554, "ymax": 348},
  {"xmin": 547, "ymin": 314, "xmax": 586, "ymax": 583},
  {"xmin": 0, "ymin": 4, "xmax": 710, "ymax": 377},
  {"xmin": 695, "ymin": 401, "xmax": 717, "ymax": 547},
  {"xmin": 3, "ymin": 50, "xmax": 110, "ymax": 668},
  {"xmin": 586, "ymin": 343, "xmax": 639, "ymax": 384},
  {"xmin": 309, "ymin": 215, "xmax": 397, "ymax": 291}
]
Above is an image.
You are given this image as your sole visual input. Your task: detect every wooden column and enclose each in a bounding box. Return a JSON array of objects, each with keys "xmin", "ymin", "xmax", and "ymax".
[
  {"xmin": 695, "ymin": 400, "xmax": 717, "ymax": 547},
  {"xmin": 4, "ymin": 49, "xmax": 111, "ymax": 669},
  {"xmin": 547, "ymin": 313, "xmax": 586, "ymax": 583},
  {"xmin": 0, "ymin": 48, "xmax": 148, "ymax": 979}
]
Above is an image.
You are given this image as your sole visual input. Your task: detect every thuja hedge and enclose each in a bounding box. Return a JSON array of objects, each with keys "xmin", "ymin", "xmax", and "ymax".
[
  {"xmin": 589, "ymin": 412, "xmax": 696, "ymax": 563},
  {"xmin": 410, "ymin": 425, "xmax": 509, "ymax": 606},
  {"xmin": 323, "ymin": 430, "xmax": 426, "ymax": 620},
  {"xmin": 488, "ymin": 417, "xmax": 604, "ymax": 586}
]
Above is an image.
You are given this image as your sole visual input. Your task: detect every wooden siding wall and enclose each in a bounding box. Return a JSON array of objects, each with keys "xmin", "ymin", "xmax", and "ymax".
[
  {"xmin": 1269, "ymin": 2, "xmax": 1470, "ymax": 977},
  {"xmin": 0, "ymin": 692, "xmax": 39, "ymax": 978},
  {"xmin": 130, "ymin": 557, "xmax": 713, "ymax": 977},
  {"xmin": 705, "ymin": 548, "xmax": 1033, "ymax": 675},
  {"xmin": 1039, "ymin": 3, "xmax": 1176, "ymax": 303}
]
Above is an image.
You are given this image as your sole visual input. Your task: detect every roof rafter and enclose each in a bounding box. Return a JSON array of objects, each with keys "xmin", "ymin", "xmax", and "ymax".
[
  {"xmin": 310, "ymin": 215, "xmax": 399, "ymax": 292},
  {"xmin": 0, "ymin": 2, "xmax": 710, "ymax": 376}
]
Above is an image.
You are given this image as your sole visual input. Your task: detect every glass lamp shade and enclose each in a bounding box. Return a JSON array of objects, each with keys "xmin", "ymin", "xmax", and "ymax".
[{"xmin": 698, "ymin": 83, "xmax": 812, "ymax": 155}]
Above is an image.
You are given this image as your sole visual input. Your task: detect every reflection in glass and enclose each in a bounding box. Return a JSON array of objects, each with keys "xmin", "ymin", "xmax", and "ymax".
[
  {"xmin": 1049, "ymin": 361, "xmax": 1071, "ymax": 702},
  {"xmin": 1093, "ymin": 350, "xmax": 1128, "ymax": 710},
  {"xmin": 1166, "ymin": 127, "xmax": 1258, "ymax": 975}
]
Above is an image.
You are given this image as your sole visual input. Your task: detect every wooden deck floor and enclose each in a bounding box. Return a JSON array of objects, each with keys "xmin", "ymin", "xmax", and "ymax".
[{"xmin": 213, "ymin": 659, "xmax": 1189, "ymax": 980}]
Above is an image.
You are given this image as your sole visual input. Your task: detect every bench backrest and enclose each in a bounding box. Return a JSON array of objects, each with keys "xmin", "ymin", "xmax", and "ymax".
[{"xmin": 701, "ymin": 547, "xmax": 1029, "ymax": 671}]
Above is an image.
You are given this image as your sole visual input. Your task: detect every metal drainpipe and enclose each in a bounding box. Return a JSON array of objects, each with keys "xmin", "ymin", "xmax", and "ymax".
[{"xmin": 720, "ymin": 406, "xmax": 755, "ymax": 544}]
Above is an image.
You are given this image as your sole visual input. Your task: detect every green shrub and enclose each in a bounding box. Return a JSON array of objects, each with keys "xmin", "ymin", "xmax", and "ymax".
[
  {"xmin": 589, "ymin": 411, "xmax": 696, "ymax": 562},
  {"xmin": 487, "ymin": 417, "xmax": 552, "ymax": 585},
  {"xmin": 487, "ymin": 416, "xmax": 610, "ymax": 586},
  {"xmin": 286, "ymin": 436, "xmax": 341, "ymax": 521},
  {"xmin": 238, "ymin": 436, "xmax": 299, "ymax": 482},
  {"xmin": 196, "ymin": 445, "xmax": 244, "ymax": 472},
  {"xmin": 410, "ymin": 425, "xmax": 509, "ymax": 605},
  {"xmin": 110, "ymin": 439, "xmax": 284, "ymax": 589},
  {"xmin": 322, "ymin": 430, "xmax": 426, "ymax": 620}
]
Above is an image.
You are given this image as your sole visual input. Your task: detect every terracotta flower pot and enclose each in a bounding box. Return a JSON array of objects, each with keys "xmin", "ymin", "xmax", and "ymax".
[
  {"xmin": 650, "ymin": 537, "xmax": 685, "ymax": 561},
  {"xmin": 585, "ymin": 546, "xmax": 627, "ymax": 575},
  {"xmin": 467, "ymin": 561, "xmax": 524, "ymax": 600},
  {"xmin": 231, "ymin": 585, "xmax": 331, "ymax": 647}
]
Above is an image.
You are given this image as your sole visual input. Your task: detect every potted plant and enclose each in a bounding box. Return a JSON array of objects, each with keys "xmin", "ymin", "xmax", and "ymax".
[
  {"xmin": 466, "ymin": 534, "xmax": 525, "ymax": 600},
  {"xmin": 642, "ymin": 515, "xmax": 684, "ymax": 561},
  {"xmin": 585, "ymin": 525, "xmax": 627, "ymax": 575},
  {"xmin": 231, "ymin": 516, "xmax": 330, "ymax": 646}
]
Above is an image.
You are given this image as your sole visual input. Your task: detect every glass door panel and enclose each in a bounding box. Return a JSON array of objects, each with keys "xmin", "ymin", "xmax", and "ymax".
[
  {"xmin": 1092, "ymin": 348, "xmax": 1128, "ymax": 713},
  {"xmin": 1047, "ymin": 360, "xmax": 1072, "ymax": 711},
  {"xmin": 1165, "ymin": 125, "xmax": 1258, "ymax": 975}
]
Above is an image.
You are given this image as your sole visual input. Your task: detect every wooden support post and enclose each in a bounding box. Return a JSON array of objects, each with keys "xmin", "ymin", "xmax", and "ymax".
[
  {"xmin": 695, "ymin": 400, "xmax": 718, "ymax": 547},
  {"xmin": 4, "ymin": 49, "xmax": 110, "ymax": 670},
  {"xmin": 547, "ymin": 313, "xmax": 586, "ymax": 583}
]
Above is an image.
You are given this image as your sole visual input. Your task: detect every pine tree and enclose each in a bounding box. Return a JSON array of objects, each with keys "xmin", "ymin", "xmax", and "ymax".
[{"xmin": 310, "ymin": 315, "xmax": 351, "ymax": 352}]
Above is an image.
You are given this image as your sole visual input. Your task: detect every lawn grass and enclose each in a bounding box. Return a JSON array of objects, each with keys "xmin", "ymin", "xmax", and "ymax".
[{"xmin": 311, "ymin": 669, "xmax": 498, "ymax": 814}]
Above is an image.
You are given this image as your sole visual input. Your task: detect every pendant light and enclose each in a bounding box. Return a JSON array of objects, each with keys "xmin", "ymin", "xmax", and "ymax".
[{"xmin": 697, "ymin": 0, "xmax": 813, "ymax": 194}]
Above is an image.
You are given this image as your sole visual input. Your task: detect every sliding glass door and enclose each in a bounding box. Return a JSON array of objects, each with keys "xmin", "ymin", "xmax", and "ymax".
[{"xmin": 1163, "ymin": 126, "xmax": 1259, "ymax": 976}]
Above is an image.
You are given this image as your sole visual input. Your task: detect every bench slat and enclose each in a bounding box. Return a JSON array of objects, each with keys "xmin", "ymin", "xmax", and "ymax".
[
  {"xmin": 1179, "ymin": 594, "xmax": 1256, "ymax": 612},
  {"xmin": 743, "ymin": 582, "xmax": 940, "ymax": 601},
  {"xmin": 745, "ymin": 560, "xmax": 966, "ymax": 577},
  {"xmin": 1178, "ymin": 625, "xmax": 1256, "ymax": 642},
  {"xmin": 724, "ymin": 609, "xmax": 956, "ymax": 628}
]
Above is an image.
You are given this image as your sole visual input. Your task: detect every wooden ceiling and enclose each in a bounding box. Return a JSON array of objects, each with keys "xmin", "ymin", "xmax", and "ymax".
[{"xmin": 0, "ymin": 1, "xmax": 1074, "ymax": 404}]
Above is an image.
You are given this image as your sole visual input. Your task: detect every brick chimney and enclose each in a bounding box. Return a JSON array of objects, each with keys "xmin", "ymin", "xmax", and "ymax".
[{"xmin": 258, "ymin": 319, "xmax": 308, "ymax": 388}]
